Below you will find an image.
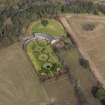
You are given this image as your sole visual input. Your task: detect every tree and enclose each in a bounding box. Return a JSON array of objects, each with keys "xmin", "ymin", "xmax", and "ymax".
[
  {"xmin": 41, "ymin": 19, "xmax": 48, "ymax": 27},
  {"xmin": 79, "ymin": 58, "xmax": 89, "ymax": 68}
]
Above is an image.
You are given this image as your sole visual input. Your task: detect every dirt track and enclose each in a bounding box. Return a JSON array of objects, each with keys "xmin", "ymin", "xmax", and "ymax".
[{"xmin": 59, "ymin": 15, "xmax": 105, "ymax": 88}]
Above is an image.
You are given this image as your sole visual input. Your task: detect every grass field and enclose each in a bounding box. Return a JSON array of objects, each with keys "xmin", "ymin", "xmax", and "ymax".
[
  {"xmin": 28, "ymin": 19, "xmax": 66, "ymax": 36},
  {"xmin": 64, "ymin": 15, "xmax": 105, "ymax": 88},
  {"xmin": 26, "ymin": 40, "xmax": 61, "ymax": 77}
]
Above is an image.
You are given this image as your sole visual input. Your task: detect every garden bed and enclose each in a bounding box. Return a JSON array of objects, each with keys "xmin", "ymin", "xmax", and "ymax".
[{"xmin": 26, "ymin": 40, "xmax": 63, "ymax": 81}]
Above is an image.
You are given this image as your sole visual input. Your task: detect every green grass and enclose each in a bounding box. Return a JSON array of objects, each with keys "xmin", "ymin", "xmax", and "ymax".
[
  {"xmin": 26, "ymin": 40, "xmax": 61, "ymax": 76},
  {"xmin": 32, "ymin": 19, "xmax": 66, "ymax": 36},
  {"xmin": 66, "ymin": 50, "xmax": 79, "ymax": 68},
  {"xmin": 58, "ymin": 48, "xmax": 80, "ymax": 69}
]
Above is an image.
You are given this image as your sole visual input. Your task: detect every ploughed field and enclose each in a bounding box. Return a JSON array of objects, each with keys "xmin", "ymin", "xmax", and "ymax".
[
  {"xmin": 65, "ymin": 15, "xmax": 105, "ymax": 87},
  {"xmin": 0, "ymin": 43, "xmax": 49, "ymax": 105}
]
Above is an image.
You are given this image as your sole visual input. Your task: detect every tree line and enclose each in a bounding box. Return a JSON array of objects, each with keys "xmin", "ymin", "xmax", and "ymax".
[{"xmin": 0, "ymin": 0, "xmax": 104, "ymax": 47}]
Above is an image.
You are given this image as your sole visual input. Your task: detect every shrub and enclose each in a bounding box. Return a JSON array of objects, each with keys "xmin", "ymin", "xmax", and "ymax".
[
  {"xmin": 41, "ymin": 19, "xmax": 48, "ymax": 27},
  {"xmin": 82, "ymin": 23, "xmax": 95, "ymax": 31},
  {"xmin": 79, "ymin": 58, "xmax": 89, "ymax": 68},
  {"xmin": 95, "ymin": 87, "xmax": 105, "ymax": 100},
  {"xmin": 91, "ymin": 86, "xmax": 99, "ymax": 97}
]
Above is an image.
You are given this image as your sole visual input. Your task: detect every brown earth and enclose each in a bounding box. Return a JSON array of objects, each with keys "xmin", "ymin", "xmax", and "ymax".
[{"xmin": 0, "ymin": 43, "xmax": 49, "ymax": 105}]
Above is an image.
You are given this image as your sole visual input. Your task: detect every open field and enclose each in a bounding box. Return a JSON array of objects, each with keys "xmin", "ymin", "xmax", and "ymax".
[
  {"xmin": 60, "ymin": 15, "xmax": 105, "ymax": 88},
  {"xmin": 27, "ymin": 19, "xmax": 66, "ymax": 36},
  {"xmin": 0, "ymin": 43, "xmax": 49, "ymax": 105},
  {"xmin": 26, "ymin": 40, "xmax": 61, "ymax": 76}
]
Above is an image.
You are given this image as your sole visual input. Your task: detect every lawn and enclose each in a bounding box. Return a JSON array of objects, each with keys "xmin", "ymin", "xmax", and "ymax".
[
  {"xmin": 31, "ymin": 19, "xmax": 66, "ymax": 36},
  {"xmin": 26, "ymin": 40, "xmax": 62, "ymax": 77}
]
